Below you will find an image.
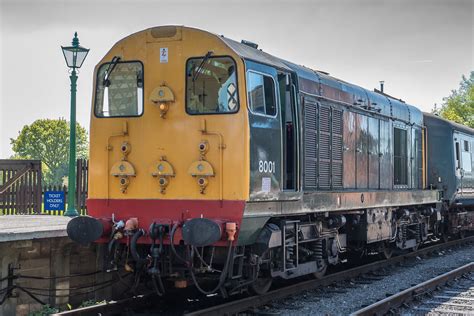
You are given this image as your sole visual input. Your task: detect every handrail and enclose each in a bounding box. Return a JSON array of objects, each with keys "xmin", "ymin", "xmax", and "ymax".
[{"xmin": 200, "ymin": 119, "xmax": 226, "ymax": 204}]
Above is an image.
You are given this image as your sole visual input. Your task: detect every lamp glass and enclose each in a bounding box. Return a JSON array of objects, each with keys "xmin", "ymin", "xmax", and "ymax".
[{"xmin": 61, "ymin": 46, "xmax": 89, "ymax": 69}]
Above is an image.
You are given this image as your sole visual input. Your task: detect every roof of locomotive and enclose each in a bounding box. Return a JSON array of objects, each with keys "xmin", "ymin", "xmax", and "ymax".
[
  {"xmin": 423, "ymin": 112, "xmax": 474, "ymax": 135},
  {"xmin": 220, "ymin": 31, "xmax": 422, "ymax": 125},
  {"xmin": 114, "ymin": 26, "xmax": 422, "ymax": 125}
]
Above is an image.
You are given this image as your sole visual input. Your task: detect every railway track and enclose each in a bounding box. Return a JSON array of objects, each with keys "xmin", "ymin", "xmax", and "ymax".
[
  {"xmin": 410, "ymin": 269, "xmax": 474, "ymax": 315},
  {"xmin": 54, "ymin": 236, "xmax": 474, "ymax": 316},
  {"xmin": 351, "ymin": 263, "xmax": 474, "ymax": 315}
]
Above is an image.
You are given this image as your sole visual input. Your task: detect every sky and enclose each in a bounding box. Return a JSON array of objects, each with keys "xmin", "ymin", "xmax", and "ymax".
[{"xmin": 0, "ymin": 0, "xmax": 473, "ymax": 158}]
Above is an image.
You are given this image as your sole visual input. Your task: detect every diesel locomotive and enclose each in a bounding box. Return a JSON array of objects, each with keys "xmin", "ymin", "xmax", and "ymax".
[{"xmin": 67, "ymin": 26, "xmax": 474, "ymax": 296}]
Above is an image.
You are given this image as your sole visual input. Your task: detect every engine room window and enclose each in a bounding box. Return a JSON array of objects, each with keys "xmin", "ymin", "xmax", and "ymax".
[
  {"xmin": 394, "ymin": 127, "xmax": 408, "ymax": 185},
  {"xmin": 95, "ymin": 61, "xmax": 144, "ymax": 117},
  {"xmin": 247, "ymin": 72, "xmax": 276, "ymax": 116},
  {"xmin": 186, "ymin": 56, "xmax": 238, "ymax": 114}
]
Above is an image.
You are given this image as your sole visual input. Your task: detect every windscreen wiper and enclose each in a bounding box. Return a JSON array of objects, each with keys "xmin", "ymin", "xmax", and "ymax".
[
  {"xmin": 103, "ymin": 56, "xmax": 121, "ymax": 87},
  {"xmin": 192, "ymin": 51, "xmax": 212, "ymax": 82}
]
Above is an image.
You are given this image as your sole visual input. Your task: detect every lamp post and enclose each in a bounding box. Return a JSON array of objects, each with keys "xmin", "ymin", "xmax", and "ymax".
[{"xmin": 61, "ymin": 32, "xmax": 89, "ymax": 217}]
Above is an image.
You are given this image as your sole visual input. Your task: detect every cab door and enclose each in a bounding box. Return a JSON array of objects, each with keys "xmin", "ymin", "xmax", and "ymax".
[
  {"xmin": 454, "ymin": 133, "xmax": 474, "ymax": 193},
  {"xmin": 246, "ymin": 61, "xmax": 282, "ymax": 200},
  {"xmin": 278, "ymin": 72, "xmax": 298, "ymax": 192}
]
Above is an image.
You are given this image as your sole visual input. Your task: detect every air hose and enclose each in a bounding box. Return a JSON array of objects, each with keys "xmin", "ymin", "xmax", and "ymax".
[
  {"xmin": 151, "ymin": 274, "xmax": 165, "ymax": 296},
  {"xmin": 170, "ymin": 223, "xmax": 189, "ymax": 265},
  {"xmin": 130, "ymin": 229, "xmax": 146, "ymax": 263},
  {"xmin": 188, "ymin": 240, "xmax": 233, "ymax": 295},
  {"xmin": 193, "ymin": 246, "xmax": 221, "ymax": 272},
  {"xmin": 107, "ymin": 237, "xmax": 119, "ymax": 255}
]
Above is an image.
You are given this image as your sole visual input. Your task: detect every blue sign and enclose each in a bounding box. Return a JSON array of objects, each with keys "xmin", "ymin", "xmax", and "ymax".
[{"xmin": 44, "ymin": 191, "xmax": 65, "ymax": 211}]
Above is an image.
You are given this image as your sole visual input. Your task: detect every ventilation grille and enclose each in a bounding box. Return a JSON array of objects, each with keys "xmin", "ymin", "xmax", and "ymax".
[
  {"xmin": 332, "ymin": 109, "xmax": 343, "ymax": 189},
  {"xmin": 303, "ymin": 99, "xmax": 344, "ymax": 190},
  {"xmin": 319, "ymin": 161, "xmax": 331, "ymax": 189},
  {"xmin": 320, "ymin": 106, "xmax": 330, "ymax": 133},
  {"xmin": 304, "ymin": 100, "xmax": 318, "ymax": 189}
]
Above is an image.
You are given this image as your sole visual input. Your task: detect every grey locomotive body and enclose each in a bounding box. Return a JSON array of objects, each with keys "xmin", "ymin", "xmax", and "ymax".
[{"xmin": 220, "ymin": 38, "xmax": 455, "ymax": 284}]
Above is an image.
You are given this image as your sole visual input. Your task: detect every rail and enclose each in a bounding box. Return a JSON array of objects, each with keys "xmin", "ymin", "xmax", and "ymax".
[
  {"xmin": 351, "ymin": 262, "xmax": 474, "ymax": 315},
  {"xmin": 185, "ymin": 236, "xmax": 474, "ymax": 316}
]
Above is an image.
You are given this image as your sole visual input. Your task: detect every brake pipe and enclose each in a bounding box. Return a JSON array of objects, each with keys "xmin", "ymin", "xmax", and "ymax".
[
  {"xmin": 130, "ymin": 229, "xmax": 146, "ymax": 263},
  {"xmin": 170, "ymin": 223, "xmax": 189, "ymax": 264},
  {"xmin": 188, "ymin": 240, "xmax": 233, "ymax": 295}
]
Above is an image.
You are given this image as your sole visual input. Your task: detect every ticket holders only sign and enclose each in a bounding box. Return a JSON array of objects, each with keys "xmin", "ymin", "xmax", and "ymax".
[{"xmin": 44, "ymin": 191, "xmax": 65, "ymax": 211}]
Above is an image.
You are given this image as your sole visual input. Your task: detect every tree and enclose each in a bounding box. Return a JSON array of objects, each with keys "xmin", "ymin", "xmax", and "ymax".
[
  {"xmin": 435, "ymin": 71, "xmax": 474, "ymax": 128},
  {"xmin": 10, "ymin": 119, "xmax": 88, "ymax": 185}
]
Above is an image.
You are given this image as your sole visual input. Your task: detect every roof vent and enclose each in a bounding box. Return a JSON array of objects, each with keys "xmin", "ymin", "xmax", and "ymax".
[
  {"xmin": 149, "ymin": 26, "xmax": 182, "ymax": 42},
  {"xmin": 241, "ymin": 40, "xmax": 258, "ymax": 49},
  {"xmin": 151, "ymin": 26, "xmax": 178, "ymax": 38}
]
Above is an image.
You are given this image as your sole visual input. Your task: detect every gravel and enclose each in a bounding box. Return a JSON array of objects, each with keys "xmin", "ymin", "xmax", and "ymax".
[
  {"xmin": 262, "ymin": 243, "xmax": 474, "ymax": 316},
  {"xmin": 399, "ymin": 271, "xmax": 474, "ymax": 315}
]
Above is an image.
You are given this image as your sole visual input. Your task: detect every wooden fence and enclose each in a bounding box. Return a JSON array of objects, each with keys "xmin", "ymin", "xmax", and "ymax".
[
  {"xmin": 0, "ymin": 160, "xmax": 42, "ymax": 214},
  {"xmin": 76, "ymin": 159, "xmax": 88, "ymax": 215},
  {"xmin": 0, "ymin": 159, "xmax": 88, "ymax": 215}
]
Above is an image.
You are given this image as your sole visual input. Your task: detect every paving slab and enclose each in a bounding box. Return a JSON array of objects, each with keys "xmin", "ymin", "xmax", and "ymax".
[{"xmin": 0, "ymin": 215, "xmax": 71, "ymax": 242}]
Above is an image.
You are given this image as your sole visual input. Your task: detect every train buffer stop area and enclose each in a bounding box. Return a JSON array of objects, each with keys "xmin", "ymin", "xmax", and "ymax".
[{"xmin": 0, "ymin": 215, "xmax": 106, "ymax": 316}]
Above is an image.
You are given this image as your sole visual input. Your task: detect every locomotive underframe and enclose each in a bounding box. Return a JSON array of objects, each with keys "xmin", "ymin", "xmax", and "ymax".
[
  {"xmin": 103, "ymin": 200, "xmax": 451, "ymax": 297},
  {"xmin": 239, "ymin": 189, "xmax": 440, "ymax": 245},
  {"xmin": 444, "ymin": 206, "xmax": 474, "ymax": 236}
]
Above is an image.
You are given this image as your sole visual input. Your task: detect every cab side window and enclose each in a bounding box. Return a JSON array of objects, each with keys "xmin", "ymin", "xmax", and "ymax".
[
  {"xmin": 462, "ymin": 139, "xmax": 472, "ymax": 172},
  {"xmin": 186, "ymin": 56, "xmax": 238, "ymax": 114},
  {"xmin": 247, "ymin": 72, "xmax": 276, "ymax": 116}
]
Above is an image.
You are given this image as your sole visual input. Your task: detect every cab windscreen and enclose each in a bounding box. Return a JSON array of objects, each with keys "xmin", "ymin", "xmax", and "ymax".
[
  {"xmin": 186, "ymin": 56, "xmax": 238, "ymax": 114},
  {"xmin": 95, "ymin": 61, "xmax": 144, "ymax": 117}
]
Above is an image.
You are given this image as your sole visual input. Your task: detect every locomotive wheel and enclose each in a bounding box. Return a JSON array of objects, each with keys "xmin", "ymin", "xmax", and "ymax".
[
  {"xmin": 381, "ymin": 242, "xmax": 393, "ymax": 259},
  {"xmin": 249, "ymin": 273, "xmax": 273, "ymax": 295},
  {"xmin": 442, "ymin": 231, "xmax": 450, "ymax": 243},
  {"xmin": 411, "ymin": 241, "xmax": 420, "ymax": 252},
  {"xmin": 312, "ymin": 260, "xmax": 328, "ymax": 279}
]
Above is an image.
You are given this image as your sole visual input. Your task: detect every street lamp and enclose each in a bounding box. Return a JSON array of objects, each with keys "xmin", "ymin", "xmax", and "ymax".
[{"xmin": 61, "ymin": 32, "xmax": 89, "ymax": 217}]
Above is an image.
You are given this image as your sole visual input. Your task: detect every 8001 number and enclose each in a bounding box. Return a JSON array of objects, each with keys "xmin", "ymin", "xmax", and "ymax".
[{"xmin": 258, "ymin": 160, "xmax": 276, "ymax": 173}]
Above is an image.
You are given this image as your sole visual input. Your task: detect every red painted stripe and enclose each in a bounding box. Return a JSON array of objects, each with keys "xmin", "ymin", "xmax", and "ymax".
[{"xmin": 87, "ymin": 199, "xmax": 245, "ymax": 245}]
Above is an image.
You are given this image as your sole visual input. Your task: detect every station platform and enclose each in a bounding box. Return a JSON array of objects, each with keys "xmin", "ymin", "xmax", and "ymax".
[
  {"xmin": 0, "ymin": 215, "xmax": 70, "ymax": 242},
  {"xmin": 0, "ymin": 215, "xmax": 102, "ymax": 316}
]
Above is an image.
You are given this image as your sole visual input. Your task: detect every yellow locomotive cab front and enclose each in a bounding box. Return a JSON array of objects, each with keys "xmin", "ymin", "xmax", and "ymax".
[{"xmin": 85, "ymin": 26, "xmax": 250, "ymax": 245}]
